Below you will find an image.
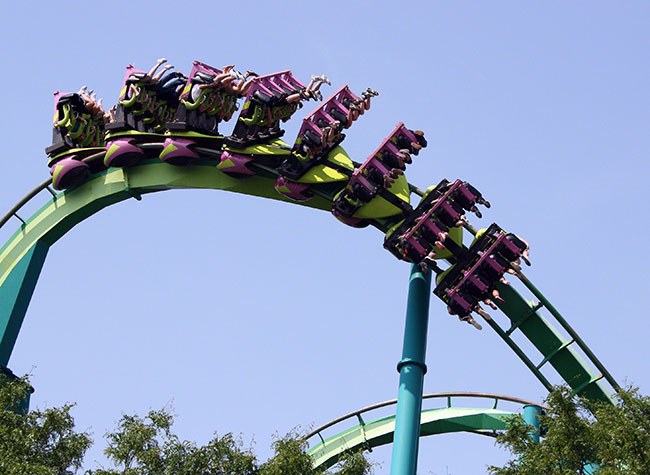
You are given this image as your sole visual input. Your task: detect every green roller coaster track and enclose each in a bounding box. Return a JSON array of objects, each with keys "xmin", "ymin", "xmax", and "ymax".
[
  {"xmin": 305, "ymin": 392, "xmax": 548, "ymax": 470},
  {"xmin": 0, "ymin": 149, "xmax": 620, "ymax": 470}
]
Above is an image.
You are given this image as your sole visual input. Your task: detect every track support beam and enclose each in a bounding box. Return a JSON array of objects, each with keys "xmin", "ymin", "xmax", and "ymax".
[
  {"xmin": 0, "ymin": 241, "xmax": 49, "ymax": 367},
  {"xmin": 390, "ymin": 264, "xmax": 432, "ymax": 475}
]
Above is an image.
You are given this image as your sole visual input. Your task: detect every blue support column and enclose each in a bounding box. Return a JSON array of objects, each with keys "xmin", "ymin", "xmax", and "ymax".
[
  {"xmin": 390, "ymin": 264, "xmax": 432, "ymax": 475},
  {"xmin": 523, "ymin": 404, "xmax": 543, "ymax": 443},
  {"xmin": 523, "ymin": 404, "xmax": 600, "ymax": 473}
]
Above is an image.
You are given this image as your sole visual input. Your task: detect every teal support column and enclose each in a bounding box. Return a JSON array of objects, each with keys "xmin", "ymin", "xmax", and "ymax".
[
  {"xmin": 523, "ymin": 404, "xmax": 543, "ymax": 443},
  {"xmin": 390, "ymin": 264, "xmax": 432, "ymax": 475},
  {"xmin": 0, "ymin": 241, "xmax": 49, "ymax": 367},
  {"xmin": 523, "ymin": 404, "xmax": 599, "ymax": 472}
]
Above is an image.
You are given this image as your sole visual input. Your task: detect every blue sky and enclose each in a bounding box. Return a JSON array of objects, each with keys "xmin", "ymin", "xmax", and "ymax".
[{"xmin": 1, "ymin": 1, "xmax": 648, "ymax": 473}]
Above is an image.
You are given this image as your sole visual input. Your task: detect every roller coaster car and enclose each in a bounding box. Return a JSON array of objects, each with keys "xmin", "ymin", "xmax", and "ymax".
[
  {"xmin": 271, "ymin": 144, "xmax": 357, "ymax": 202},
  {"xmin": 161, "ymin": 61, "xmax": 237, "ymax": 165},
  {"xmin": 279, "ymin": 85, "xmax": 377, "ymax": 181},
  {"xmin": 45, "ymin": 91, "xmax": 108, "ymax": 190},
  {"xmin": 216, "ymin": 139, "xmax": 294, "ymax": 178},
  {"xmin": 383, "ymin": 179, "xmax": 487, "ymax": 263},
  {"xmin": 104, "ymin": 64, "xmax": 184, "ymax": 168},
  {"xmin": 272, "ymin": 86, "xmax": 377, "ymax": 202},
  {"xmin": 331, "ymin": 123, "xmax": 426, "ymax": 222},
  {"xmin": 225, "ymin": 71, "xmax": 306, "ymax": 149},
  {"xmin": 433, "ymin": 223, "xmax": 530, "ymax": 328}
]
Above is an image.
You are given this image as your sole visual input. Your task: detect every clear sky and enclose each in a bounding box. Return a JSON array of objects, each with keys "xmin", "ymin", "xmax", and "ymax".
[{"xmin": 1, "ymin": 1, "xmax": 648, "ymax": 473}]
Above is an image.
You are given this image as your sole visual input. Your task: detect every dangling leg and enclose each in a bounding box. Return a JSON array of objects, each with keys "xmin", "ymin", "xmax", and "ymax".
[
  {"xmin": 310, "ymin": 74, "xmax": 330, "ymax": 94},
  {"xmin": 467, "ymin": 316, "xmax": 483, "ymax": 330},
  {"xmin": 484, "ymin": 298, "xmax": 498, "ymax": 310},
  {"xmin": 303, "ymin": 76, "xmax": 317, "ymax": 93},
  {"xmin": 147, "ymin": 58, "xmax": 168, "ymax": 79},
  {"xmin": 304, "ymin": 74, "xmax": 329, "ymax": 100},
  {"xmin": 232, "ymin": 76, "xmax": 256, "ymax": 95},
  {"xmin": 491, "ymin": 289, "xmax": 505, "ymax": 303},
  {"xmin": 285, "ymin": 92, "xmax": 303, "ymax": 103},
  {"xmin": 361, "ymin": 88, "xmax": 378, "ymax": 112},
  {"xmin": 152, "ymin": 64, "xmax": 174, "ymax": 83}
]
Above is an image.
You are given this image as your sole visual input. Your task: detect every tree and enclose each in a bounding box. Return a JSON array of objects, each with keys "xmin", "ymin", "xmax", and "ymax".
[
  {"xmin": 0, "ymin": 376, "xmax": 92, "ymax": 475},
  {"xmin": 489, "ymin": 386, "xmax": 650, "ymax": 475},
  {"xmin": 258, "ymin": 431, "xmax": 373, "ymax": 475},
  {"xmin": 87, "ymin": 409, "xmax": 259, "ymax": 475},
  {"xmin": 0, "ymin": 377, "xmax": 373, "ymax": 474},
  {"xmin": 89, "ymin": 410, "xmax": 373, "ymax": 475}
]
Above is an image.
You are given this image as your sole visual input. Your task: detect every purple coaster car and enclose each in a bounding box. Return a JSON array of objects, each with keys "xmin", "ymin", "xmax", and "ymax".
[
  {"xmin": 104, "ymin": 137, "xmax": 145, "ymax": 168},
  {"xmin": 217, "ymin": 150, "xmax": 256, "ymax": 177},
  {"xmin": 331, "ymin": 208, "xmax": 369, "ymax": 228},
  {"xmin": 50, "ymin": 156, "xmax": 90, "ymax": 190},
  {"xmin": 433, "ymin": 223, "xmax": 531, "ymax": 326},
  {"xmin": 333, "ymin": 122, "xmax": 426, "ymax": 219},
  {"xmin": 159, "ymin": 137, "xmax": 200, "ymax": 166},
  {"xmin": 383, "ymin": 179, "xmax": 487, "ymax": 263},
  {"xmin": 273, "ymin": 177, "xmax": 313, "ymax": 201}
]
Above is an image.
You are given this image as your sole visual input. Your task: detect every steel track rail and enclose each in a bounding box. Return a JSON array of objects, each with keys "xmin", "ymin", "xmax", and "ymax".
[{"xmin": 305, "ymin": 391, "xmax": 548, "ymax": 441}]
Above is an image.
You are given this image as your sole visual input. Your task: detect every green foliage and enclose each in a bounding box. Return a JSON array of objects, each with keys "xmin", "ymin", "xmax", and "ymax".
[
  {"xmin": 589, "ymin": 388, "xmax": 650, "ymax": 474},
  {"xmin": 0, "ymin": 377, "xmax": 92, "ymax": 475},
  {"xmin": 259, "ymin": 432, "xmax": 317, "ymax": 475},
  {"xmin": 489, "ymin": 386, "xmax": 650, "ymax": 475},
  {"xmin": 87, "ymin": 409, "xmax": 259, "ymax": 475},
  {"xmin": 91, "ymin": 418, "xmax": 373, "ymax": 475},
  {"xmin": 1, "ymin": 377, "xmax": 372, "ymax": 474},
  {"xmin": 259, "ymin": 431, "xmax": 373, "ymax": 475},
  {"xmin": 329, "ymin": 451, "xmax": 374, "ymax": 475}
]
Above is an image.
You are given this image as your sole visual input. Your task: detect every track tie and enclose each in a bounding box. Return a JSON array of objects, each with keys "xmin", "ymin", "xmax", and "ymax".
[
  {"xmin": 505, "ymin": 301, "xmax": 544, "ymax": 336},
  {"xmin": 574, "ymin": 374, "xmax": 605, "ymax": 396},
  {"xmin": 536, "ymin": 339, "xmax": 575, "ymax": 370}
]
